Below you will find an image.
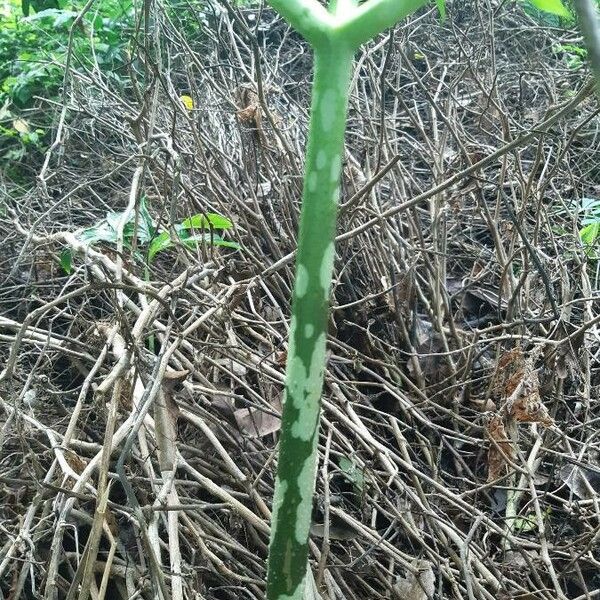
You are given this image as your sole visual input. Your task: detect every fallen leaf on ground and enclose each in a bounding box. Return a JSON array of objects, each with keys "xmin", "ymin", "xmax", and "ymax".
[
  {"xmin": 560, "ymin": 464, "xmax": 600, "ymax": 500},
  {"xmin": 234, "ymin": 400, "xmax": 282, "ymax": 438},
  {"xmin": 393, "ymin": 560, "xmax": 435, "ymax": 600},
  {"xmin": 309, "ymin": 522, "xmax": 358, "ymax": 540},
  {"xmin": 179, "ymin": 95, "xmax": 194, "ymax": 110}
]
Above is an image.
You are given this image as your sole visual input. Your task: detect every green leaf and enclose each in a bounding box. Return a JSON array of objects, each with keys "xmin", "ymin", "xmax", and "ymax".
[
  {"xmin": 78, "ymin": 206, "xmax": 237, "ymax": 261},
  {"xmin": 105, "ymin": 209, "xmax": 124, "ymax": 232},
  {"xmin": 23, "ymin": 9, "xmax": 76, "ymax": 25},
  {"xmin": 60, "ymin": 248, "xmax": 72, "ymax": 274},
  {"xmin": 338, "ymin": 456, "xmax": 364, "ymax": 493},
  {"xmin": 181, "ymin": 213, "xmax": 233, "ymax": 230},
  {"xmin": 527, "ymin": 0, "xmax": 570, "ymax": 17},
  {"xmin": 436, "ymin": 0, "xmax": 446, "ymax": 22},
  {"xmin": 147, "ymin": 231, "xmax": 171, "ymax": 262},
  {"xmin": 147, "ymin": 230, "xmax": 239, "ymax": 262},
  {"xmin": 214, "ymin": 239, "xmax": 240, "ymax": 249},
  {"xmin": 78, "ymin": 220, "xmax": 119, "ymax": 245},
  {"xmin": 137, "ymin": 197, "xmax": 156, "ymax": 241},
  {"xmin": 581, "ymin": 197, "xmax": 600, "ymax": 213},
  {"xmin": 580, "ymin": 222, "xmax": 600, "ymax": 246},
  {"xmin": 181, "ymin": 233, "xmax": 240, "ymax": 250},
  {"xmin": 512, "ymin": 507, "xmax": 552, "ymax": 533},
  {"xmin": 123, "ymin": 197, "xmax": 155, "ymax": 245},
  {"xmin": 22, "ymin": 0, "xmax": 30, "ymax": 17},
  {"xmin": 79, "ymin": 201, "xmax": 155, "ymax": 248}
]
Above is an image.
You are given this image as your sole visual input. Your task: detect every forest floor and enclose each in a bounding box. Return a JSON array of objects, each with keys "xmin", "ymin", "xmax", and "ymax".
[{"xmin": 1, "ymin": 2, "xmax": 599, "ymax": 599}]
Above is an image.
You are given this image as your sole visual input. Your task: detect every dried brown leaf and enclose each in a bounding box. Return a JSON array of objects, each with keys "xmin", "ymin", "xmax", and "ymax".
[
  {"xmin": 234, "ymin": 400, "xmax": 282, "ymax": 438},
  {"xmin": 509, "ymin": 393, "xmax": 553, "ymax": 427},
  {"xmin": 487, "ymin": 415, "xmax": 515, "ymax": 482},
  {"xmin": 393, "ymin": 560, "xmax": 435, "ymax": 600},
  {"xmin": 507, "ymin": 367, "xmax": 553, "ymax": 427},
  {"xmin": 275, "ymin": 350, "xmax": 287, "ymax": 367},
  {"xmin": 496, "ymin": 347, "xmax": 524, "ymax": 397},
  {"xmin": 65, "ymin": 451, "xmax": 87, "ymax": 475},
  {"xmin": 494, "ymin": 348, "xmax": 553, "ymax": 427},
  {"xmin": 237, "ymin": 105, "xmax": 257, "ymax": 124}
]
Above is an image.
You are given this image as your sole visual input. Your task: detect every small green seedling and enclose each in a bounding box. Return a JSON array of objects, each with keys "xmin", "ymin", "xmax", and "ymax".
[
  {"xmin": 553, "ymin": 42, "xmax": 588, "ymax": 70},
  {"xmin": 511, "ymin": 507, "xmax": 552, "ymax": 534},
  {"xmin": 338, "ymin": 455, "xmax": 365, "ymax": 494},
  {"xmin": 579, "ymin": 196, "xmax": 600, "ymax": 254},
  {"xmin": 60, "ymin": 198, "xmax": 238, "ymax": 272},
  {"xmin": 146, "ymin": 213, "xmax": 239, "ymax": 261}
]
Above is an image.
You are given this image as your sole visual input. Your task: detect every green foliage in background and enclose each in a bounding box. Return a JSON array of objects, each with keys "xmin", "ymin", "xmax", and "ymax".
[
  {"xmin": 524, "ymin": 0, "xmax": 600, "ymax": 24},
  {"xmin": 0, "ymin": 0, "xmax": 132, "ymax": 166},
  {"xmin": 523, "ymin": 0, "xmax": 573, "ymax": 24},
  {"xmin": 21, "ymin": 0, "xmax": 59, "ymax": 17},
  {"xmin": 528, "ymin": 0, "xmax": 571, "ymax": 17}
]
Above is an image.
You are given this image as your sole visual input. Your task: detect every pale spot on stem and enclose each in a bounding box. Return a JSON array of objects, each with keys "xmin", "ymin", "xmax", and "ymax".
[
  {"xmin": 296, "ymin": 265, "xmax": 309, "ymax": 298},
  {"xmin": 320, "ymin": 89, "xmax": 336, "ymax": 132},
  {"xmin": 316, "ymin": 150, "xmax": 327, "ymax": 170},
  {"xmin": 295, "ymin": 453, "xmax": 318, "ymax": 543},
  {"xmin": 330, "ymin": 153, "xmax": 342, "ymax": 182},
  {"xmin": 289, "ymin": 332, "xmax": 327, "ymax": 441},
  {"xmin": 270, "ymin": 477, "xmax": 288, "ymax": 537},
  {"xmin": 320, "ymin": 242, "xmax": 335, "ymax": 299}
]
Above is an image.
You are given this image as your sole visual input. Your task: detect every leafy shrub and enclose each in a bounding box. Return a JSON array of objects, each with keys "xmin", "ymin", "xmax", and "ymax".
[{"xmin": 0, "ymin": 0, "xmax": 132, "ymax": 166}]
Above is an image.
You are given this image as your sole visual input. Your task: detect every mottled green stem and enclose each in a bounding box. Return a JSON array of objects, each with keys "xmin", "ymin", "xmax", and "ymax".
[
  {"xmin": 266, "ymin": 42, "xmax": 353, "ymax": 599},
  {"xmin": 265, "ymin": 1, "xmax": 429, "ymax": 598}
]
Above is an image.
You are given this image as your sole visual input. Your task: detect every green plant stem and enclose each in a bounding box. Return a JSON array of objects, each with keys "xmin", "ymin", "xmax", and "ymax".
[
  {"xmin": 265, "ymin": 1, "xmax": 430, "ymax": 598},
  {"xmin": 266, "ymin": 41, "xmax": 353, "ymax": 600}
]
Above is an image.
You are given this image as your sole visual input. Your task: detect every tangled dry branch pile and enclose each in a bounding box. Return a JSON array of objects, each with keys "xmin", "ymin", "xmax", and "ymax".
[{"xmin": 1, "ymin": 1, "xmax": 599, "ymax": 599}]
